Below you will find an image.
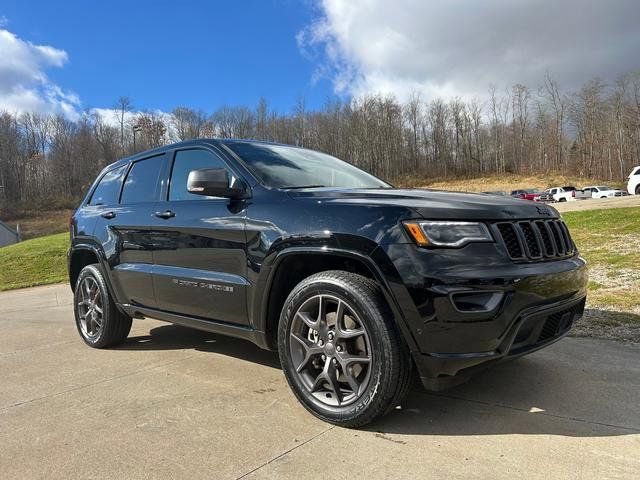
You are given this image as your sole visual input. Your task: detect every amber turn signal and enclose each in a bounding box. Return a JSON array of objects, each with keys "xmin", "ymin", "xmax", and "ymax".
[{"xmin": 404, "ymin": 222, "xmax": 429, "ymax": 246}]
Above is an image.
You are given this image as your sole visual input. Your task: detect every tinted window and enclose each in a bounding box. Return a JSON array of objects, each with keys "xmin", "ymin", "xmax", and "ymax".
[
  {"xmin": 169, "ymin": 149, "xmax": 226, "ymax": 201},
  {"xmin": 121, "ymin": 156, "xmax": 163, "ymax": 204},
  {"xmin": 225, "ymin": 142, "xmax": 389, "ymax": 189},
  {"xmin": 89, "ymin": 165, "xmax": 126, "ymax": 206}
]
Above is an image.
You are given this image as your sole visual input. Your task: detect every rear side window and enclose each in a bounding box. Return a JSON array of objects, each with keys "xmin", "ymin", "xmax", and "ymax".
[
  {"xmin": 169, "ymin": 149, "xmax": 227, "ymax": 201},
  {"xmin": 89, "ymin": 165, "xmax": 126, "ymax": 206},
  {"xmin": 121, "ymin": 156, "xmax": 164, "ymax": 204}
]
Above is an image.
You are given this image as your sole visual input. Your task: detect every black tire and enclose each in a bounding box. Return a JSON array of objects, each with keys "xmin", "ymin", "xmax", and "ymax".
[
  {"xmin": 73, "ymin": 264, "xmax": 132, "ymax": 348},
  {"xmin": 559, "ymin": 197, "xmax": 567, "ymax": 202},
  {"xmin": 278, "ymin": 270, "xmax": 412, "ymax": 428},
  {"xmin": 635, "ymin": 185, "xmax": 640, "ymax": 195}
]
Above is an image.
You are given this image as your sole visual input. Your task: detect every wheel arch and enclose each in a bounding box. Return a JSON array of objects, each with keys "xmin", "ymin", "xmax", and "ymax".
[
  {"xmin": 69, "ymin": 245, "xmax": 103, "ymax": 291},
  {"xmin": 69, "ymin": 243, "xmax": 128, "ymax": 315},
  {"xmin": 257, "ymin": 248, "xmax": 416, "ymax": 352}
]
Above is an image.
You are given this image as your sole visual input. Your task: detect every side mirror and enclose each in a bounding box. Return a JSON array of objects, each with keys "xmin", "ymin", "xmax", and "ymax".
[{"xmin": 187, "ymin": 168, "xmax": 248, "ymax": 199}]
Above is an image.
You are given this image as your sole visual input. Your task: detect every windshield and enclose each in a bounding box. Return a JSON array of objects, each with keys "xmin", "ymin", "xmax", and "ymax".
[
  {"xmin": 526, "ymin": 188, "xmax": 541, "ymax": 193},
  {"xmin": 224, "ymin": 142, "xmax": 390, "ymax": 189},
  {"xmin": 596, "ymin": 186, "xmax": 611, "ymax": 190}
]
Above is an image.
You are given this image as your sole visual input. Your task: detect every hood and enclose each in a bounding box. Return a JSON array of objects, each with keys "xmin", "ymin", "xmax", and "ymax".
[{"xmin": 287, "ymin": 188, "xmax": 560, "ymax": 220}]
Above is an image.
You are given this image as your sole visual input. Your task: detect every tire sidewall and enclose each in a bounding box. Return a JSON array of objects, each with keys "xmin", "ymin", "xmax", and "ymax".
[
  {"xmin": 74, "ymin": 264, "xmax": 112, "ymax": 348},
  {"xmin": 278, "ymin": 276, "xmax": 391, "ymax": 423}
]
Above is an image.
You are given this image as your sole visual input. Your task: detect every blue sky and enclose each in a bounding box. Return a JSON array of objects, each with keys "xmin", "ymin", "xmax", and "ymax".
[
  {"xmin": 1, "ymin": 1, "xmax": 638, "ymax": 118},
  {"xmin": 1, "ymin": 0, "xmax": 333, "ymax": 113}
]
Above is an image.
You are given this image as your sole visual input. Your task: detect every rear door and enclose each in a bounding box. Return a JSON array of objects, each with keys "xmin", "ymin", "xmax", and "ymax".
[
  {"xmin": 94, "ymin": 154, "xmax": 167, "ymax": 308},
  {"xmin": 80, "ymin": 164, "xmax": 128, "ymax": 244},
  {"xmin": 150, "ymin": 147, "xmax": 249, "ymax": 325}
]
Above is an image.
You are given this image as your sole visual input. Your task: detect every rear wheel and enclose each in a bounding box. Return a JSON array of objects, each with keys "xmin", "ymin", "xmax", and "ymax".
[
  {"xmin": 559, "ymin": 197, "xmax": 567, "ymax": 202},
  {"xmin": 635, "ymin": 185, "xmax": 640, "ymax": 195},
  {"xmin": 74, "ymin": 264, "xmax": 132, "ymax": 348},
  {"xmin": 278, "ymin": 271, "xmax": 412, "ymax": 428}
]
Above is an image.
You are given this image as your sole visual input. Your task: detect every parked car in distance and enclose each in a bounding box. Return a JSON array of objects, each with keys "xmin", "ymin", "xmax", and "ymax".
[
  {"xmin": 510, "ymin": 188, "xmax": 542, "ymax": 201},
  {"xmin": 482, "ymin": 190, "xmax": 508, "ymax": 196},
  {"xmin": 627, "ymin": 166, "xmax": 640, "ymax": 195},
  {"xmin": 582, "ymin": 185, "xmax": 625, "ymax": 198},
  {"xmin": 539, "ymin": 186, "xmax": 590, "ymax": 203},
  {"xmin": 68, "ymin": 139, "xmax": 587, "ymax": 427}
]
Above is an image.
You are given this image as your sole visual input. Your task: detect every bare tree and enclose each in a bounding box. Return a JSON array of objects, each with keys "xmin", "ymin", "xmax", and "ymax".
[{"xmin": 115, "ymin": 96, "xmax": 132, "ymax": 155}]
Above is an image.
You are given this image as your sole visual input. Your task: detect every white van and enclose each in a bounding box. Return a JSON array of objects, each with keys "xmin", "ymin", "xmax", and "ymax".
[{"xmin": 628, "ymin": 166, "xmax": 640, "ymax": 195}]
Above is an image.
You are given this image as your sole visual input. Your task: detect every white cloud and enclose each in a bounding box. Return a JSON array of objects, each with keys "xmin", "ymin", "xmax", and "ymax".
[
  {"xmin": 89, "ymin": 107, "xmax": 175, "ymax": 141},
  {"xmin": 0, "ymin": 28, "xmax": 81, "ymax": 117},
  {"xmin": 89, "ymin": 108, "xmax": 173, "ymax": 128},
  {"xmin": 301, "ymin": 0, "xmax": 640, "ymax": 101}
]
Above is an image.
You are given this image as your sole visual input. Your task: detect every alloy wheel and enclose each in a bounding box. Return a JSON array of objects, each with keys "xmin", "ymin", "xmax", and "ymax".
[
  {"xmin": 288, "ymin": 294, "xmax": 372, "ymax": 407},
  {"xmin": 77, "ymin": 276, "xmax": 104, "ymax": 339}
]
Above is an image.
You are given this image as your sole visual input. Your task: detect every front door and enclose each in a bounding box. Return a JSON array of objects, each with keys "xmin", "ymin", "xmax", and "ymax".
[{"xmin": 150, "ymin": 147, "xmax": 249, "ymax": 325}]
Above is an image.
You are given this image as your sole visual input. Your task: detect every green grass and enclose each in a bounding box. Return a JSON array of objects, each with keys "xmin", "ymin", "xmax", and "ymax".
[
  {"xmin": 563, "ymin": 207, "xmax": 640, "ymax": 270},
  {"xmin": 562, "ymin": 207, "xmax": 640, "ymax": 316},
  {"xmin": 0, "ymin": 232, "xmax": 69, "ymax": 291}
]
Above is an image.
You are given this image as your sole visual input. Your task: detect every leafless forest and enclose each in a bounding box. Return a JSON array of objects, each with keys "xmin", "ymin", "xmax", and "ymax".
[{"xmin": 1, "ymin": 71, "xmax": 640, "ymax": 212}]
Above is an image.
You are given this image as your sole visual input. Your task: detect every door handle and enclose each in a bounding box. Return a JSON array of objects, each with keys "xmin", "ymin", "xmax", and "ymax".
[
  {"xmin": 154, "ymin": 210, "xmax": 175, "ymax": 219},
  {"xmin": 101, "ymin": 211, "xmax": 116, "ymax": 220}
]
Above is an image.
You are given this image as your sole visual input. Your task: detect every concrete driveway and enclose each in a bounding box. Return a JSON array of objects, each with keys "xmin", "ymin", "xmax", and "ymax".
[{"xmin": 1, "ymin": 284, "xmax": 638, "ymax": 479}]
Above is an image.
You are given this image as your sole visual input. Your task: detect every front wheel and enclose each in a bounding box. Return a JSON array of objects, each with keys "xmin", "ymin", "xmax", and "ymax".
[
  {"xmin": 278, "ymin": 271, "xmax": 412, "ymax": 428},
  {"xmin": 74, "ymin": 264, "xmax": 132, "ymax": 348}
]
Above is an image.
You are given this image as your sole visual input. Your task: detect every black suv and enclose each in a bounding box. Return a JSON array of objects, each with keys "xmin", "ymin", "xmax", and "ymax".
[{"xmin": 69, "ymin": 139, "xmax": 587, "ymax": 427}]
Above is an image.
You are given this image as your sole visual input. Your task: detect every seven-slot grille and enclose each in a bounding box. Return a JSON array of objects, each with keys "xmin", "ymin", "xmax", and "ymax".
[{"xmin": 494, "ymin": 219, "xmax": 575, "ymax": 260}]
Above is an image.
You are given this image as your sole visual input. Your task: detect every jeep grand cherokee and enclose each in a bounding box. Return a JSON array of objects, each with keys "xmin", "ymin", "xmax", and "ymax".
[{"xmin": 68, "ymin": 139, "xmax": 587, "ymax": 427}]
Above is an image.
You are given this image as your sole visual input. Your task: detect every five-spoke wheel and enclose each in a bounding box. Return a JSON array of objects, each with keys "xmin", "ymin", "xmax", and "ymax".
[
  {"xmin": 76, "ymin": 276, "xmax": 104, "ymax": 340},
  {"xmin": 289, "ymin": 294, "xmax": 372, "ymax": 407},
  {"xmin": 279, "ymin": 270, "xmax": 412, "ymax": 427},
  {"xmin": 73, "ymin": 264, "xmax": 132, "ymax": 348}
]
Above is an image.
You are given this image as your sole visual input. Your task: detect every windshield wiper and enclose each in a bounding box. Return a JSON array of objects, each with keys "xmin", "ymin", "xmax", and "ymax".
[{"xmin": 280, "ymin": 185, "xmax": 327, "ymax": 190}]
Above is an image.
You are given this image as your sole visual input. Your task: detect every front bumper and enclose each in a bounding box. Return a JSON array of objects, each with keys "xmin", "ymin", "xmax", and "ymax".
[
  {"xmin": 375, "ymin": 242, "xmax": 588, "ymax": 390},
  {"xmin": 413, "ymin": 295, "xmax": 585, "ymax": 390}
]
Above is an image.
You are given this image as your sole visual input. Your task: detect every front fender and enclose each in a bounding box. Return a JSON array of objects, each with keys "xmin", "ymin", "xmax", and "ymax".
[{"xmin": 252, "ymin": 243, "xmax": 420, "ymax": 352}]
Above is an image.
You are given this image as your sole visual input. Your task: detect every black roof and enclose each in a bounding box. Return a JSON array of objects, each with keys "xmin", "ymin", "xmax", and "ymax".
[{"xmin": 106, "ymin": 138, "xmax": 291, "ymax": 171}]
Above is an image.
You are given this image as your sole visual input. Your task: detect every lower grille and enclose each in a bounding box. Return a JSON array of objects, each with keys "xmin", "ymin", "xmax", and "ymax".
[
  {"xmin": 494, "ymin": 219, "xmax": 575, "ymax": 261},
  {"xmin": 512, "ymin": 299, "xmax": 585, "ymax": 351},
  {"xmin": 537, "ymin": 301, "xmax": 584, "ymax": 342}
]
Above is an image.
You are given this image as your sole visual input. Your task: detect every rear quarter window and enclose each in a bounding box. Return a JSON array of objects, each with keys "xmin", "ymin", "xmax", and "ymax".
[{"xmin": 88, "ymin": 165, "xmax": 127, "ymax": 206}]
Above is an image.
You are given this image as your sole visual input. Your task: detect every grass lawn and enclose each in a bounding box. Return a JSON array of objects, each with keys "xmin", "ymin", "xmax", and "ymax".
[
  {"xmin": 402, "ymin": 173, "xmax": 626, "ymax": 192},
  {"xmin": 562, "ymin": 207, "xmax": 640, "ymax": 328},
  {"xmin": 0, "ymin": 232, "xmax": 69, "ymax": 291}
]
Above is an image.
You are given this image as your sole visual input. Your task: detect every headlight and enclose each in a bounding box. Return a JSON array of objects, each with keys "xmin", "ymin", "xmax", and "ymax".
[{"xmin": 404, "ymin": 221, "xmax": 493, "ymax": 247}]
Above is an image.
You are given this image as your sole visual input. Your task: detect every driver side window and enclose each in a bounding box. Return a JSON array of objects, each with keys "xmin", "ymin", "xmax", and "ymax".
[{"xmin": 169, "ymin": 149, "xmax": 227, "ymax": 201}]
